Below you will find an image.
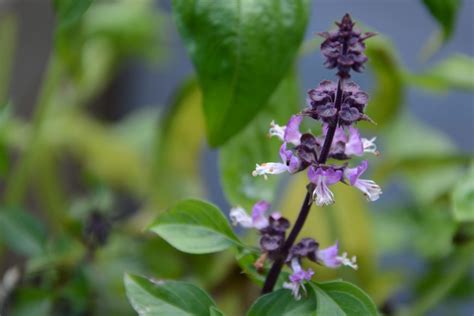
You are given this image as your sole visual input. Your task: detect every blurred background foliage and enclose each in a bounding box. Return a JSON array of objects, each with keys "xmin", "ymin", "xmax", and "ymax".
[{"xmin": 0, "ymin": 0, "xmax": 473, "ymax": 315}]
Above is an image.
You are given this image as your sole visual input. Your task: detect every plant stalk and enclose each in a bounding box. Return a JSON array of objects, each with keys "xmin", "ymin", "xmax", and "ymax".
[{"xmin": 261, "ymin": 76, "xmax": 345, "ymax": 295}]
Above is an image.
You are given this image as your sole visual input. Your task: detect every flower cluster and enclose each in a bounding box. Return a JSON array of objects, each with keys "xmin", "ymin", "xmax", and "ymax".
[
  {"xmin": 305, "ymin": 80, "xmax": 372, "ymax": 125},
  {"xmin": 319, "ymin": 13, "xmax": 375, "ymax": 77},
  {"xmin": 231, "ymin": 202, "xmax": 357, "ymax": 299},
  {"xmin": 253, "ymin": 114, "xmax": 381, "ymax": 205},
  {"xmin": 242, "ymin": 14, "xmax": 380, "ymax": 299}
]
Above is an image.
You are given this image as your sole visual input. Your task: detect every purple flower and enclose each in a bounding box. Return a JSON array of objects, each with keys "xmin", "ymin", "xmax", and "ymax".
[
  {"xmin": 289, "ymin": 237, "xmax": 319, "ymax": 262},
  {"xmin": 269, "ymin": 115, "xmax": 302, "ymax": 146},
  {"xmin": 306, "ymin": 80, "xmax": 338, "ymax": 123},
  {"xmin": 251, "ymin": 201, "xmax": 271, "ymax": 229},
  {"xmin": 321, "ymin": 124, "xmax": 378, "ymax": 159},
  {"xmin": 307, "ymin": 167, "xmax": 342, "ymax": 206},
  {"xmin": 283, "ymin": 258, "xmax": 314, "ymax": 300},
  {"xmin": 284, "ymin": 115, "xmax": 303, "ymax": 146},
  {"xmin": 230, "ymin": 200, "xmax": 272, "ymax": 229},
  {"xmin": 317, "ymin": 241, "xmax": 358, "ymax": 270},
  {"xmin": 344, "ymin": 161, "xmax": 382, "ymax": 201},
  {"xmin": 344, "ymin": 126, "xmax": 364, "ymax": 156}
]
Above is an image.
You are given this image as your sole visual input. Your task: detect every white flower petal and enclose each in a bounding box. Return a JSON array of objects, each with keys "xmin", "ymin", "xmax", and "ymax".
[
  {"xmin": 362, "ymin": 137, "xmax": 379, "ymax": 156},
  {"xmin": 229, "ymin": 207, "xmax": 253, "ymax": 228},
  {"xmin": 252, "ymin": 163, "xmax": 288, "ymax": 179},
  {"xmin": 269, "ymin": 121, "xmax": 286, "ymax": 141}
]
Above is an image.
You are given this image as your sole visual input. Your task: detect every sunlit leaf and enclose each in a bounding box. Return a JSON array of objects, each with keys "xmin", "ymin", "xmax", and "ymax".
[
  {"xmin": 172, "ymin": 0, "xmax": 310, "ymax": 146},
  {"xmin": 124, "ymin": 274, "xmax": 218, "ymax": 316},
  {"xmin": 220, "ymin": 70, "xmax": 300, "ymax": 209},
  {"xmin": 149, "ymin": 199, "xmax": 242, "ymax": 254},
  {"xmin": 152, "ymin": 79, "xmax": 206, "ymax": 205},
  {"xmin": 246, "ymin": 288, "xmax": 316, "ymax": 316}
]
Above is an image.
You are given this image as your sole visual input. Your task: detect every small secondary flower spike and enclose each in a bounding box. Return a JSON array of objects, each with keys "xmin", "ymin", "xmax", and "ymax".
[{"xmin": 234, "ymin": 14, "xmax": 381, "ymax": 299}]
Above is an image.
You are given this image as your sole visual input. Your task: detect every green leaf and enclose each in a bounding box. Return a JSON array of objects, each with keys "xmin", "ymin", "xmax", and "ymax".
[
  {"xmin": 53, "ymin": 0, "xmax": 94, "ymax": 30},
  {"xmin": 9, "ymin": 288, "xmax": 52, "ymax": 316},
  {"xmin": 220, "ymin": 70, "xmax": 300, "ymax": 209},
  {"xmin": 124, "ymin": 274, "xmax": 218, "ymax": 316},
  {"xmin": 209, "ymin": 306, "xmax": 226, "ymax": 316},
  {"xmin": 0, "ymin": 207, "xmax": 46, "ymax": 256},
  {"xmin": 414, "ymin": 207, "xmax": 457, "ymax": 258},
  {"xmin": 246, "ymin": 288, "xmax": 316, "ymax": 316},
  {"xmin": 311, "ymin": 281, "xmax": 378, "ymax": 316},
  {"xmin": 373, "ymin": 206, "xmax": 457, "ymax": 258},
  {"xmin": 405, "ymin": 54, "xmax": 474, "ymax": 92},
  {"xmin": 421, "ymin": 0, "xmax": 461, "ymax": 40},
  {"xmin": 452, "ymin": 162, "xmax": 474, "ymax": 222},
  {"xmin": 149, "ymin": 199, "xmax": 241, "ymax": 254},
  {"xmin": 172, "ymin": 0, "xmax": 310, "ymax": 146},
  {"xmin": 365, "ymin": 35, "xmax": 404, "ymax": 128}
]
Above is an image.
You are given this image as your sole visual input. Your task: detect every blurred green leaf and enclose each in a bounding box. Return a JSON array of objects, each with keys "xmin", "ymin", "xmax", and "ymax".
[
  {"xmin": 47, "ymin": 110, "xmax": 150, "ymax": 196},
  {"xmin": 0, "ymin": 103, "xmax": 10, "ymax": 175},
  {"xmin": 53, "ymin": 0, "xmax": 94, "ymax": 30},
  {"xmin": 172, "ymin": 0, "xmax": 309, "ymax": 146},
  {"xmin": 452, "ymin": 162, "xmax": 474, "ymax": 222},
  {"xmin": 373, "ymin": 207, "xmax": 452, "ymax": 258},
  {"xmin": 124, "ymin": 274, "xmax": 218, "ymax": 316},
  {"xmin": 405, "ymin": 163, "xmax": 463, "ymax": 205},
  {"xmin": 365, "ymin": 35, "xmax": 404, "ymax": 128},
  {"xmin": 0, "ymin": 14, "xmax": 17, "ymax": 105},
  {"xmin": 421, "ymin": 0, "xmax": 461, "ymax": 40},
  {"xmin": 311, "ymin": 281, "xmax": 378, "ymax": 316},
  {"xmin": 0, "ymin": 208, "xmax": 46, "ymax": 257},
  {"xmin": 9, "ymin": 288, "xmax": 52, "ymax": 316},
  {"xmin": 405, "ymin": 54, "xmax": 474, "ymax": 92},
  {"xmin": 377, "ymin": 114, "xmax": 467, "ymax": 204},
  {"xmin": 27, "ymin": 232, "xmax": 85, "ymax": 274},
  {"xmin": 385, "ymin": 115, "xmax": 456, "ymax": 160},
  {"xmin": 56, "ymin": 0, "xmax": 161, "ymax": 82},
  {"xmin": 403, "ymin": 242, "xmax": 474, "ymax": 316},
  {"xmin": 83, "ymin": 0, "xmax": 161, "ymax": 60},
  {"xmin": 220, "ymin": 70, "xmax": 300, "ymax": 209},
  {"xmin": 246, "ymin": 288, "xmax": 316, "ymax": 316},
  {"xmin": 414, "ymin": 207, "xmax": 457, "ymax": 258},
  {"xmin": 149, "ymin": 199, "xmax": 242, "ymax": 254}
]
